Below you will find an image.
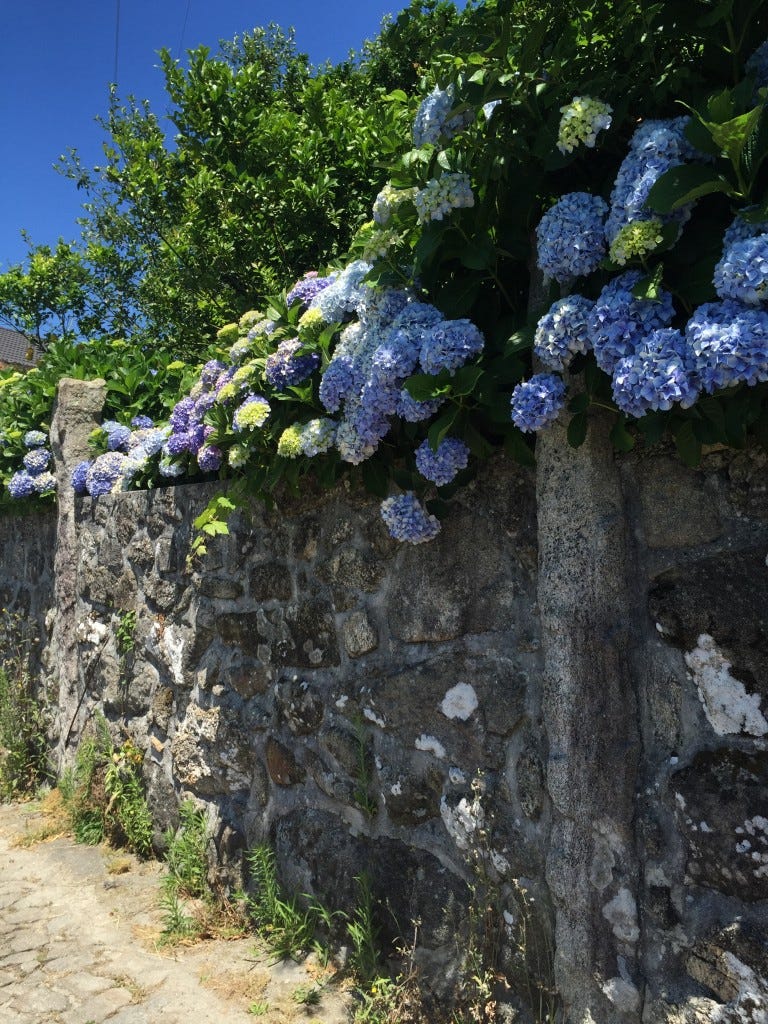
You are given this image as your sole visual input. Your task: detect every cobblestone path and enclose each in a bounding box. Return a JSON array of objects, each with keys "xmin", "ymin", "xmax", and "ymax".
[{"xmin": 0, "ymin": 802, "xmax": 351, "ymax": 1024}]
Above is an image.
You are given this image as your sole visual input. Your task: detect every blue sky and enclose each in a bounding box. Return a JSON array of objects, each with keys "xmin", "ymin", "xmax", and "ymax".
[{"xmin": 0, "ymin": 1, "xmax": 415, "ymax": 270}]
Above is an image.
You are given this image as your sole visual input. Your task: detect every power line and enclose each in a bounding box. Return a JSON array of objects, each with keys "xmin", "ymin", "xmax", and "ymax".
[
  {"xmin": 113, "ymin": 0, "xmax": 121, "ymax": 83},
  {"xmin": 178, "ymin": 0, "xmax": 192, "ymax": 58}
]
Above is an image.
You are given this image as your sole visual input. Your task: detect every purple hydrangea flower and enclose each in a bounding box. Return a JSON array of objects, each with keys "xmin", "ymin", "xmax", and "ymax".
[
  {"xmin": 71, "ymin": 460, "xmax": 91, "ymax": 495},
  {"xmin": 200, "ymin": 360, "xmax": 227, "ymax": 391},
  {"xmin": 265, "ymin": 338, "xmax": 321, "ymax": 391},
  {"xmin": 588, "ymin": 271, "xmax": 675, "ymax": 374},
  {"xmin": 319, "ymin": 355, "xmax": 356, "ymax": 413},
  {"xmin": 286, "ymin": 272, "xmax": 336, "ymax": 309},
  {"xmin": 197, "ymin": 444, "xmax": 223, "ymax": 473},
  {"xmin": 685, "ymin": 300, "xmax": 768, "ymax": 392},
  {"xmin": 380, "ymin": 492, "xmax": 441, "ymax": 544},
  {"xmin": 169, "ymin": 397, "xmax": 196, "ymax": 434},
  {"xmin": 534, "ymin": 296, "xmax": 595, "ymax": 372},
  {"xmin": 415, "ymin": 437, "xmax": 470, "ymax": 486},
  {"xmin": 130, "ymin": 415, "xmax": 154, "ymax": 429},
  {"xmin": 510, "ymin": 374, "xmax": 567, "ymax": 433},
  {"xmin": 536, "ymin": 192, "xmax": 608, "ymax": 284},
  {"xmin": 612, "ymin": 329, "xmax": 699, "ymax": 417}
]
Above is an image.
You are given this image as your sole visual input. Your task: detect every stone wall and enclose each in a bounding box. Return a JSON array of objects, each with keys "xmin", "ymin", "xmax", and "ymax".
[{"xmin": 11, "ymin": 380, "xmax": 768, "ymax": 1023}]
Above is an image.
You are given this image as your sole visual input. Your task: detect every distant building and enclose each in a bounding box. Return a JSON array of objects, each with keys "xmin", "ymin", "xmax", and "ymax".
[{"xmin": 0, "ymin": 328, "xmax": 41, "ymax": 370}]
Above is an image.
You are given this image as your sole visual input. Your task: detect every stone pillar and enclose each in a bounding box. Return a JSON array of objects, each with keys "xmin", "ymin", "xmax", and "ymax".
[
  {"xmin": 536, "ymin": 410, "xmax": 643, "ymax": 1022},
  {"xmin": 48, "ymin": 377, "xmax": 106, "ymax": 767}
]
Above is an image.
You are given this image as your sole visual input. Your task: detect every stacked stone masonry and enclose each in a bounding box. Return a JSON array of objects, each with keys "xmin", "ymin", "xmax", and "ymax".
[{"xmin": 1, "ymin": 379, "xmax": 766, "ymax": 1023}]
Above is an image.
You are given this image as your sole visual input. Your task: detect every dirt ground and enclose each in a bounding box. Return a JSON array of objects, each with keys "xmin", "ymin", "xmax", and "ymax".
[{"xmin": 0, "ymin": 799, "xmax": 355, "ymax": 1024}]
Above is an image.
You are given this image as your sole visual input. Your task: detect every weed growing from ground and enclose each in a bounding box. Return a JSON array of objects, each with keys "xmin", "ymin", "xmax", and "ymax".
[
  {"xmin": 0, "ymin": 609, "xmax": 48, "ymax": 800},
  {"xmin": 60, "ymin": 717, "xmax": 153, "ymax": 857},
  {"xmin": 163, "ymin": 800, "xmax": 208, "ymax": 898}
]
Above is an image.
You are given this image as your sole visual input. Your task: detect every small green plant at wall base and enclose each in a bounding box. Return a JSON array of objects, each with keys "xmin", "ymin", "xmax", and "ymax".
[
  {"xmin": 346, "ymin": 874, "xmax": 380, "ymax": 984},
  {"xmin": 248, "ymin": 1002, "xmax": 269, "ymax": 1016},
  {"xmin": 163, "ymin": 800, "xmax": 209, "ymax": 897},
  {"xmin": 0, "ymin": 610, "xmax": 48, "ymax": 800},
  {"xmin": 292, "ymin": 984, "xmax": 321, "ymax": 1006},
  {"xmin": 115, "ymin": 609, "xmax": 136, "ymax": 659}
]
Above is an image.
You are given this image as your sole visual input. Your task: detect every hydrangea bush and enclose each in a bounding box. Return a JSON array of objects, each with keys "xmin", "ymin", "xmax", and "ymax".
[{"xmin": 3, "ymin": 5, "xmax": 767, "ymax": 548}]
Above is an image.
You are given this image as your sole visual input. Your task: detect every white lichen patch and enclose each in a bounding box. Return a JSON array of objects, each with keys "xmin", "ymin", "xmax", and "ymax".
[
  {"xmin": 448, "ymin": 766, "xmax": 466, "ymax": 786},
  {"xmin": 440, "ymin": 682, "xmax": 479, "ymax": 721},
  {"xmin": 390, "ymin": 781, "xmax": 402, "ymax": 796},
  {"xmin": 602, "ymin": 887, "xmax": 640, "ymax": 945},
  {"xmin": 415, "ymin": 734, "xmax": 446, "ymax": 759},
  {"xmin": 159, "ymin": 624, "xmax": 185, "ymax": 689},
  {"xmin": 363, "ymin": 707, "xmax": 385, "ymax": 729},
  {"xmin": 76, "ymin": 614, "xmax": 107, "ymax": 646},
  {"xmin": 440, "ymin": 794, "xmax": 483, "ymax": 850},
  {"xmin": 685, "ymin": 633, "xmax": 768, "ymax": 737},
  {"xmin": 737, "ymin": 816, "xmax": 768, "ymax": 879}
]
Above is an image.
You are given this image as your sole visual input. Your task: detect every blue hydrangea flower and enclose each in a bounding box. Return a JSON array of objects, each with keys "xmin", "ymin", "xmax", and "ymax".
[
  {"xmin": 714, "ymin": 234, "xmax": 768, "ymax": 306},
  {"xmin": 510, "ymin": 374, "xmax": 567, "ymax": 433},
  {"xmin": 612, "ymin": 329, "xmax": 699, "ymax": 417},
  {"xmin": 588, "ymin": 271, "xmax": 675, "ymax": 373},
  {"xmin": 722, "ymin": 210, "xmax": 768, "ymax": 253},
  {"xmin": 310, "ymin": 261, "xmax": 372, "ymax": 323},
  {"xmin": 395, "ymin": 389, "xmax": 443, "ymax": 423},
  {"xmin": 31, "ymin": 472, "xmax": 56, "ymax": 494},
  {"xmin": 380, "ymin": 492, "xmax": 441, "ymax": 544},
  {"xmin": 164, "ymin": 431, "xmax": 195, "ymax": 457},
  {"xmin": 130, "ymin": 415, "xmax": 154, "ymax": 429},
  {"xmin": 22, "ymin": 448, "xmax": 51, "ymax": 476},
  {"xmin": 7, "ymin": 470, "xmax": 35, "ymax": 499},
  {"xmin": 419, "ymin": 319, "xmax": 484, "ymax": 374},
  {"xmin": 534, "ymin": 296, "xmax": 595, "ymax": 371},
  {"xmin": 319, "ymin": 354, "xmax": 357, "ymax": 414},
  {"xmin": 158, "ymin": 456, "xmax": 186, "ymax": 478},
  {"xmin": 414, "ymin": 173, "xmax": 474, "ymax": 224},
  {"xmin": 128, "ymin": 427, "xmax": 168, "ymax": 458},
  {"xmin": 536, "ymin": 192, "xmax": 608, "ymax": 284},
  {"xmin": 71, "ymin": 460, "xmax": 91, "ymax": 495},
  {"xmin": 265, "ymin": 338, "xmax": 321, "ymax": 390},
  {"xmin": 685, "ymin": 300, "xmax": 768, "ymax": 392},
  {"xmin": 85, "ymin": 452, "xmax": 127, "ymax": 497},
  {"xmin": 286, "ymin": 272, "xmax": 336, "ymax": 309},
  {"xmin": 197, "ymin": 444, "xmax": 223, "ymax": 473},
  {"xmin": 233, "ymin": 394, "xmax": 271, "ymax": 432},
  {"xmin": 101, "ymin": 420, "xmax": 132, "ymax": 452},
  {"xmin": 412, "ymin": 85, "xmax": 469, "ymax": 147},
  {"xmin": 482, "ymin": 100, "xmax": 501, "ymax": 121},
  {"xmin": 357, "ymin": 288, "xmax": 410, "ymax": 329},
  {"xmin": 746, "ymin": 40, "xmax": 768, "ymax": 92},
  {"xmin": 23, "ymin": 430, "xmax": 47, "ymax": 449},
  {"xmin": 415, "ymin": 437, "xmax": 470, "ymax": 486},
  {"xmin": 605, "ymin": 117, "xmax": 697, "ymax": 244}
]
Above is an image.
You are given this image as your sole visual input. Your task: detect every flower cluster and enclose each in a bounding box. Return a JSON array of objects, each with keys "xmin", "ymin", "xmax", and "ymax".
[
  {"xmin": 536, "ymin": 192, "xmax": 608, "ymax": 284},
  {"xmin": 380, "ymin": 492, "xmax": 441, "ymax": 543},
  {"xmin": 233, "ymin": 394, "xmax": 271, "ymax": 432},
  {"xmin": 746, "ymin": 40, "xmax": 768, "ymax": 91},
  {"xmin": 557, "ymin": 96, "xmax": 612, "ymax": 154},
  {"xmin": 533, "ymin": 296, "xmax": 594, "ymax": 372},
  {"xmin": 309, "ymin": 260, "xmax": 372, "ymax": 323},
  {"xmin": 412, "ymin": 85, "xmax": 470, "ymax": 147},
  {"xmin": 264, "ymin": 339, "xmax": 321, "ymax": 391},
  {"xmin": 608, "ymin": 219, "xmax": 664, "ymax": 266},
  {"xmin": 510, "ymin": 374, "xmax": 566, "ymax": 433},
  {"xmin": 415, "ymin": 437, "xmax": 469, "ymax": 486},
  {"xmin": 8, "ymin": 432, "xmax": 56, "ymax": 499},
  {"xmin": 612, "ymin": 329, "xmax": 699, "ymax": 417},
  {"xmin": 714, "ymin": 234, "xmax": 768, "ymax": 306},
  {"xmin": 588, "ymin": 270, "xmax": 675, "ymax": 373},
  {"xmin": 277, "ymin": 418, "xmax": 336, "ymax": 459},
  {"xmin": 721, "ymin": 211, "xmax": 768, "ymax": 252},
  {"xmin": 286, "ymin": 272, "xmax": 336, "ymax": 309},
  {"xmin": 372, "ymin": 186, "xmax": 417, "ymax": 227},
  {"xmin": 605, "ymin": 117, "xmax": 696, "ymax": 244},
  {"xmin": 414, "ymin": 173, "xmax": 474, "ymax": 224},
  {"xmin": 686, "ymin": 300, "xmax": 768, "ymax": 392}
]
